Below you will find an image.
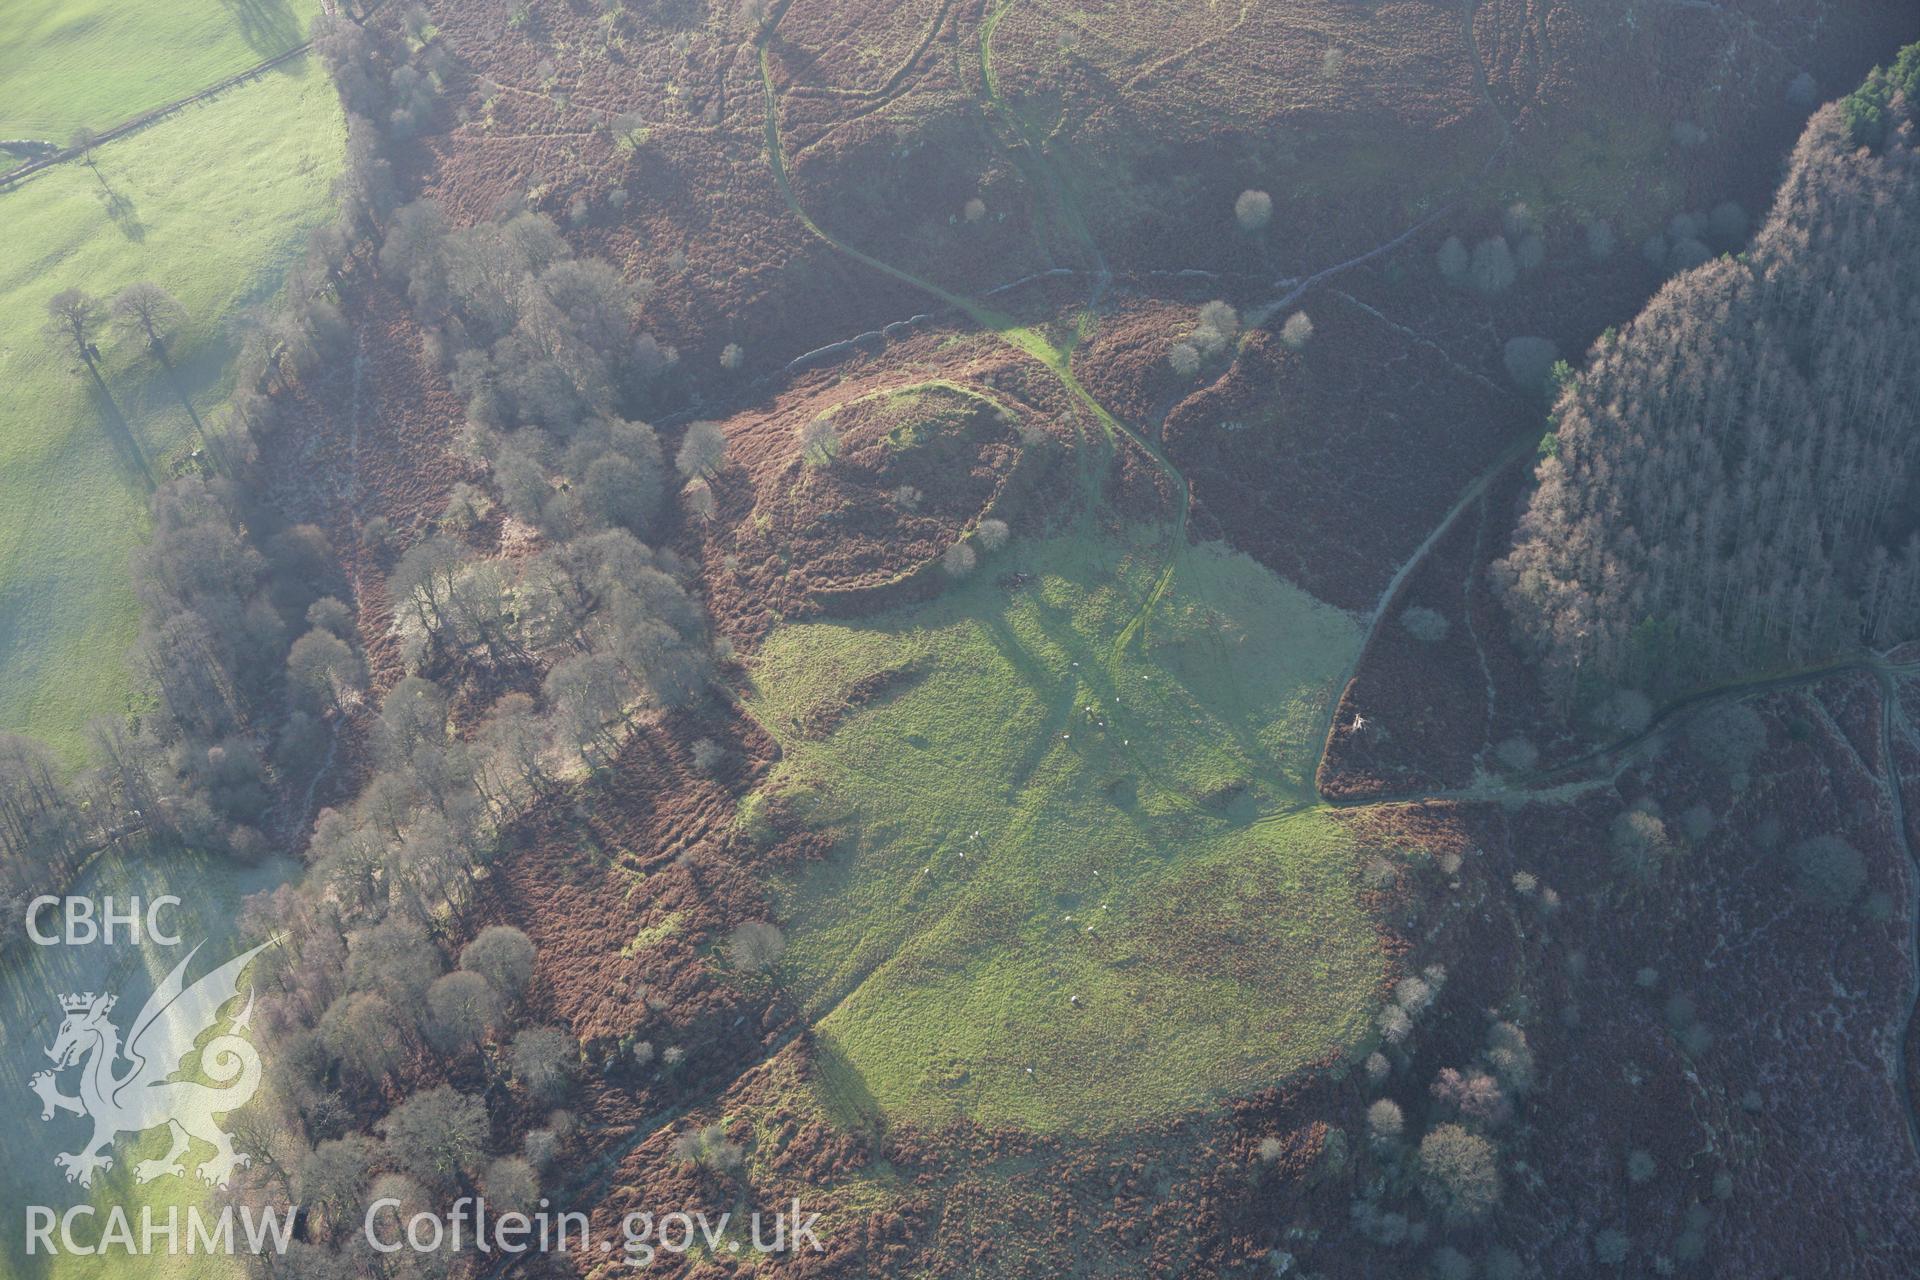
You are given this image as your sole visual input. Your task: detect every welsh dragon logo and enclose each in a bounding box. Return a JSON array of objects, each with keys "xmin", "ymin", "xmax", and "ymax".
[{"xmin": 28, "ymin": 938, "xmax": 275, "ymax": 1190}]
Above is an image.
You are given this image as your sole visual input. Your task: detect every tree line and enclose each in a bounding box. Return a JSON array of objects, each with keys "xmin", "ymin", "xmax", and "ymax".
[
  {"xmin": 1496, "ymin": 55, "xmax": 1920, "ymax": 706},
  {"xmin": 9, "ymin": 6, "xmax": 721, "ymax": 1270},
  {"xmin": 4, "ymin": 278, "xmax": 358, "ymax": 941},
  {"xmin": 210, "ymin": 11, "xmax": 722, "ymax": 1274}
]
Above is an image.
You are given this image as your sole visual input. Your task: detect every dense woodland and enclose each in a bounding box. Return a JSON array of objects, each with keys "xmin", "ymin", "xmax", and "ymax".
[
  {"xmin": 232, "ymin": 16, "xmax": 724, "ymax": 1273},
  {"xmin": 1497, "ymin": 56, "xmax": 1920, "ymax": 703}
]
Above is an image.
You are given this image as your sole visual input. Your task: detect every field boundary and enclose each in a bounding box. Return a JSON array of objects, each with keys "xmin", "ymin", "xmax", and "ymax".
[
  {"xmin": 0, "ymin": 43, "xmax": 313, "ymax": 191},
  {"xmin": 0, "ymin": 0, "xmax": 375, "ymax": 192}
]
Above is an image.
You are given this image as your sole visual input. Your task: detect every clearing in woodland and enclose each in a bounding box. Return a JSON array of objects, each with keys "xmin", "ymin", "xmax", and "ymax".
[{"xmin": 746, "ymin": 529, "xmax": 1378, "ymax": 1134}]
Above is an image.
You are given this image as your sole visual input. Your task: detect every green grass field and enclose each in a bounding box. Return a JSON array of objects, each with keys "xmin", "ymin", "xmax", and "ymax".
[
  {"xmin": 0, "ymin": 0, "xmax": 320, "ymax": 140},
  {"xmin": 746, "ymin": 530, "xmax": 1380, "ymax": 1135},
  {"xmin": 0, "ymin": 60, "xmax": 344, "ymax": 762}
]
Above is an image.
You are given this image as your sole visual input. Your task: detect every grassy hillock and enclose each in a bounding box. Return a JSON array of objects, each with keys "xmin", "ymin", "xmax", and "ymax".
[{"xmin": 747, "ymin": 531, "xmax": 1378, "ymax": 1134}]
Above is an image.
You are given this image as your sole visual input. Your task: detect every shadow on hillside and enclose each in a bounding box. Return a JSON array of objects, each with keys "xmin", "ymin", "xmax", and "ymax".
[
  {"xmin": 221, "ymin": 0, "xmax": 303, "ymax": 54},
  {"xmin": 98, "ymin": 187, "xmax": 145, "ymax": 242},
  {"xmin": 86, "ymin": 379, "xmax": 157, "ymax": 492}
]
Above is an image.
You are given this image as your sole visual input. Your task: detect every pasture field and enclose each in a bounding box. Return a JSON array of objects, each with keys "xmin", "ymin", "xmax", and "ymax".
[
  {"xmin": 747, "ymin": 531, "xmax": 1380, "ymax": 1134},
  {"xmin": 0, "ymin": 0, "xmax": 320, "ymax": 140},
  {"xmin": 0, "ymin": 60, "xmax": 344, "ymax": 761}
]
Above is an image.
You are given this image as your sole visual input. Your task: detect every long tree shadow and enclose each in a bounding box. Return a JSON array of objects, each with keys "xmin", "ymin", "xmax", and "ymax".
[
  {"xmin": 83, "ymin": 372, "xmax": 157, "ymax": 492},
  {"xmin": 80, "ymin": 155, "xmax": 146, "ymax": 241},
  {"xmin": 219, "ymin": 0, "xmax": 303, "ymax": 54},
  {"xmin": 98, "ymin": 187, "xmax": 146, "ymax": 241}
]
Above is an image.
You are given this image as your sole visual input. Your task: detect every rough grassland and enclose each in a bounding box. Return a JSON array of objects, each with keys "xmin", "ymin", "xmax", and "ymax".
[
  {"xmin": 0, "ymin": 0, "xmax": 320, "ymax": 139},
  {"xmin": 0, "ymin": 61, "xmax": 343, "ymax": 761},
  {"xmin": 748, "ymin": 532, "xmax": 1378, "ymax": 1135}
]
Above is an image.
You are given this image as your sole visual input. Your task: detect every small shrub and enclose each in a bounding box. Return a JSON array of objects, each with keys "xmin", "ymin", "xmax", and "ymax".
[
  {"xmin": 1469, "ymin": 237, "xmax": 1516, "ymax": 295},
  {"xmin": 736, "ymin": 792, "xmax": 775, "ymax": 845},
  {"xmin": 1437, "ymin": 235, "xmax": 1469, "ymax": 283},
  {"xmin": 1627, "ymin": 1149, "xmax": 1657, "ymax": 1184},
  {"xmin": 359, "ymin": 515, "xmax": 394, "ymax": 551},
  {"xmin": 727, "ymin": 921, "xmax": 785, "ymax": 971},
  {"xmin": 1610, "ymin": 808, "xmax": 1674, "ymax": 880},
  {"xmin": 1366, "ymin": 1098, "xmax": 1404, "ymax": 1140},
  {"xmin": 1401, "ymin": 606, "xmax": 1450, "ymax": 643},
  {"xmin": 1280, "ymin": 311, "xmax": 1313, "ymax": 349},
  {"xmin": 1394, "ymin": 975, "xmax": 1434, "ymax": 1014},
  {"xmin": 1485, "ymin": 1021, "xmax": 1535, "ymax": 1091},
  {"xmin": 797, "ymin": 417, "xmax": 840, "ymax": 466},
  {"xmin": 1593, "ymin": 1228, "xmax": 1630, "ymax": 1265},
  {"xmin": 1418, "ymin": 1124, "xmax": 1501, "ymax": 1220},
  {"xmin": 692, "ymin": 738, "xmax": 726, "ymax": 772},
  {"xmin": 719, "ymin": 342, "xmax": 744, "ymax": 370},
  {"xmin": 964, "ymin": 196, "xmax": 987, "ymax": 223},
  {"xmin": 671, "ymin": 1123, "xmax": 743, "ymax": 1174},
  {"xmin": 1235, "ymin": 189, "xmax": 1273, "ymax": 231}
]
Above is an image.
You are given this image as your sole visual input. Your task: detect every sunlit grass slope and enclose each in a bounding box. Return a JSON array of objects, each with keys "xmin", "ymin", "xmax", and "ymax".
[
  {"xmin": 0, "ymin": 0, "xmax": 322, "ymax": 139},
  {"xmin": 748, "ymin": 531, "xmax": 1381, "ymax": 1134}
]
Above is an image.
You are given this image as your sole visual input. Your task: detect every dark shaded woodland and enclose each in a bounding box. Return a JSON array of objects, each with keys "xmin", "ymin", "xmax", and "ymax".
[{"xmin": 1498, "ymin": 57, "xmax": 1920, "ymax": 702}]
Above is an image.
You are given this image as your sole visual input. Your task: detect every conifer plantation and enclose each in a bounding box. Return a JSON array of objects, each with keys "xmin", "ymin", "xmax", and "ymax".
[{"xmin": 1498, "ymin": 60, "xmax": 1920, "ymax": 701}]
